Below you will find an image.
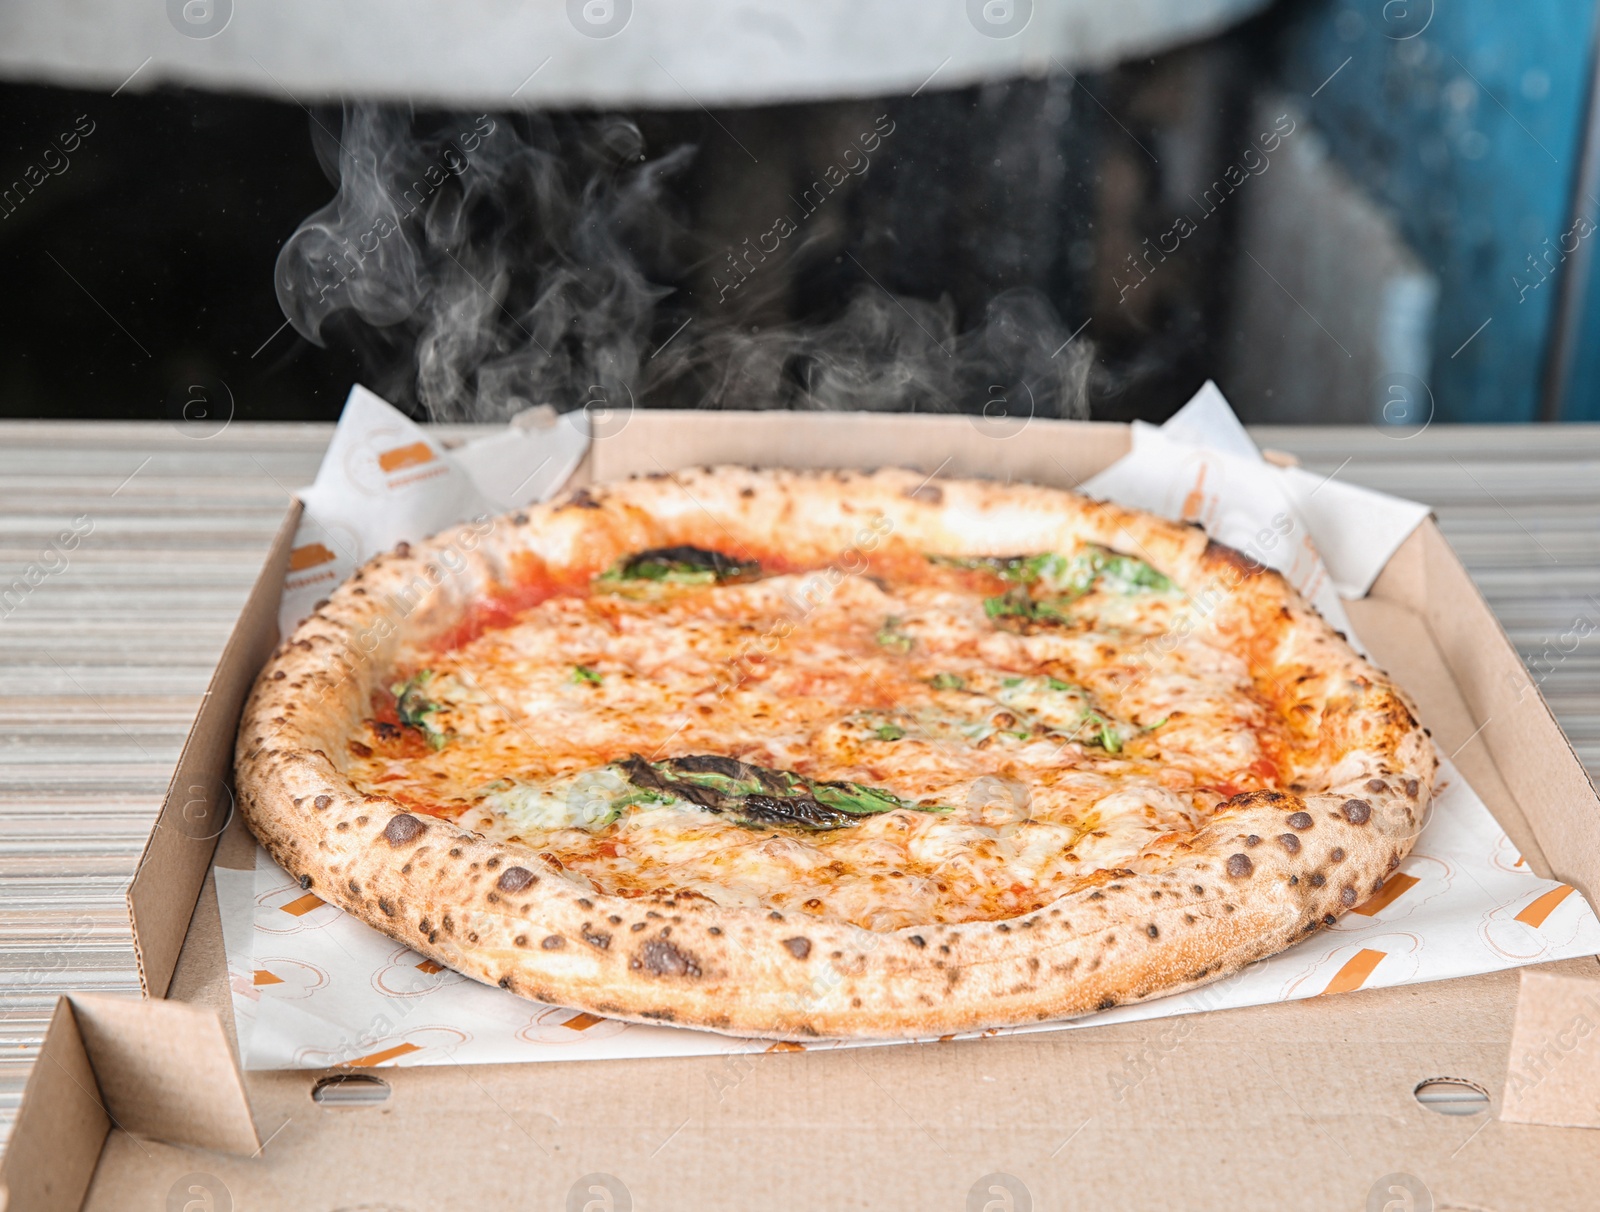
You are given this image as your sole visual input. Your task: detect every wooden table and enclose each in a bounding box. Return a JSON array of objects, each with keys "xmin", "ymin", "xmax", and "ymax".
[{"xmin": 2, "ymin": 419, "xmax": 1597, "ymax": 1148}]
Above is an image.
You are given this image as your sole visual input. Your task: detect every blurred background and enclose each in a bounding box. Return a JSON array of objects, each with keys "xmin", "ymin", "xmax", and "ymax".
[{"xmin": 1, "ymin": 0, "xmax": 1597, "ymax": 428}]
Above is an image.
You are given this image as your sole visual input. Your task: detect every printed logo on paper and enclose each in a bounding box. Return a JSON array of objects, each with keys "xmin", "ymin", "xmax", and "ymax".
[
  {"xmin": 517, "ymin": 1005, "xmax": 629, "ymax": 1045},
  {"xmin": 373, "ymin": 946, "xmax": 467, "ymax": 997},
  {"xmin": 1281, "ymin": 932, "xmax": 1423, "ymax": 999},
  {"xmin": 343, "ymin": 426, "xmax": 451, "ymax": 497}
]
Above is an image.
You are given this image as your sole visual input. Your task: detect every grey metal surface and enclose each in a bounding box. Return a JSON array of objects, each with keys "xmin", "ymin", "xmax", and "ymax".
[
  {"xmin": 1, "ymin": 419, "xmax": 1596, "ymax": 1150},
  {"xmin": 0, "ymin": 0, "xmax": 1273, "ymax": 110}
]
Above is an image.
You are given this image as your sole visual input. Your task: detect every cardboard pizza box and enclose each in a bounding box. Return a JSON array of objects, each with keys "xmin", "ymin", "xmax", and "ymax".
[{"xmin": 5, "ymin": 411, "xmax": 1599, "ymax": 1212}]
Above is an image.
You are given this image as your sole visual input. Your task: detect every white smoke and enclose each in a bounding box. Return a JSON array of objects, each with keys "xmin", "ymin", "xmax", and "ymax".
[{"xmin": 274, "ymin": 104, "xmax": 1094, "ymax": 424}]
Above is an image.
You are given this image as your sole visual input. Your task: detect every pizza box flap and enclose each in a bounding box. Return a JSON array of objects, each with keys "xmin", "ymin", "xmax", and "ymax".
[{"xmin": 11, "ymin": 412, "xmax": 1600, "ymax": 1212}]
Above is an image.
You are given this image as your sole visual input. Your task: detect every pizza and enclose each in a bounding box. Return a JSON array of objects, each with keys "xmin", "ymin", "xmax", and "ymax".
[{"xmin": 235, "ymin": 466, "xmax": 1436, "ymax": 1039}]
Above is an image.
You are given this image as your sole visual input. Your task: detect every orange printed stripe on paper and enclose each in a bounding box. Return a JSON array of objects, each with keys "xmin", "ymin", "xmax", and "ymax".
[
  {"xmin": 253, "ymin": 969, "xmax": 284, "ymax": 986},
  {"xmin": 1515, "ymin": 885, "xmax": 1576, "ymax": 928},
  {"xmin": 288, "ymin": 542, "xmax": 337, "ymax": 572},
  {"xmin": 348, "ymin": 1042, "xmax": 423, "ymax": 1068},
  {"xmin": 280, "ymin": 893, "xmax": 325, "ymax": 917},
  {"xmin": 415, "ymin": 960, "xmax": 444, "ymax": 975},
  {"xmin": 377, "ymin": 441, "xmax": 435, "ymax": 472},
  {"xmin": 561, "ymin": 1012, "xmax": 605, "ymax": 1032},
  {"xmin": 1349, "ymin": 874, "xmax": 1419, "ymax": 916},
  {"xmin": 766, "ymin": 1041, "xmax": 805, "ymax": 1053},
  {"xmin": 1320, "ymin": 948, "xmax": 1387, "ymax": 996},
  {"xmin": 1181, "ymin": 465, "xmax": 1208, "ymax": 522}
]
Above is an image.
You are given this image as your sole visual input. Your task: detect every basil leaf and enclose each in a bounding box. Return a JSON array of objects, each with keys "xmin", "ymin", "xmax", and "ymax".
[
  {"xmin": 619, "ymin": 754, "xmax": 944, "ymax": 831},
  {"xmin": 875, "ymin": 616, "xmax": 914, "ymax": 654},
  {"xmin": 928, "ymin": 552, "xmax": 1065, "ymax": 584},
  {"xmin": 390, "ymin": 671, "xmax": 449, "ymax": 750},
  {"xmin": 572, "ymin": 665, "xmax": 603, "ymax": 685},
  {"xmin": 984, "ymin": 587, "xmax": 1072, "ymax": 629},
  {"xmin": 599, "ymin": 545, "xmax": 761, "ymax": 586}
]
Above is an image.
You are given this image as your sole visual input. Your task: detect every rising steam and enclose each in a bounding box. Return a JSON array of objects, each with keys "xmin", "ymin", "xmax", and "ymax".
[{"xmin": 275, "ymin": 104, "xmax": 1093, "ymax": 424}]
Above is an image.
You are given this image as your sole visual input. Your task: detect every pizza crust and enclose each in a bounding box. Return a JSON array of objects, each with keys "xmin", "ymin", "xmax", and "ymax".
[{"xmin": 235, "ymin": 467, "xmax": 1436, "ymax": 1039}]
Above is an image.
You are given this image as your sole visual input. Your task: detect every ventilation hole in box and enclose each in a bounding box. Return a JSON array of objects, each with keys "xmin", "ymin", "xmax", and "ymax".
[
  {"xmin": 311, "ymin": 1074, "xmax": 391, "ymax": 1107},
  {"xmin": 1413, "ymin": 1077, "xmax": 1489, "ymax": 1115}
]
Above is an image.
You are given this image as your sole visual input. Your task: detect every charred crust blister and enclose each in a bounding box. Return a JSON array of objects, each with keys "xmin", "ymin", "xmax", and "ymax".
[
  {"xmin": 783, "ymin": 937, "xmax": 812, "ymax": 960},
  {"xmin": 1286, "ymin": 812, "xmax": 1314, "ymax": 831},
  {"xmin": 632, "ymin": 938, "xmax": 701, "ymax": 978},
  {"xmin": 497, "ymin": 866, "xmax": 536, "ymax": 893},
  {"xmin": 383, "ymin": 813, "xmax": 424, "ymax": 846},
  {"xmin": 1226, "ymin": 854, "xmax": 1254, "ymax": 878},
  {"xmin": 1341, "ymin": 799, "xmax": 1373, "ymax": 825}
]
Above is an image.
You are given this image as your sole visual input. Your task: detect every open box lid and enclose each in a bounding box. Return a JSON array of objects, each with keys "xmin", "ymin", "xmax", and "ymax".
[{"xmin": 6, "ymin": 411, "xmax": 1600, "ymax": 1212}]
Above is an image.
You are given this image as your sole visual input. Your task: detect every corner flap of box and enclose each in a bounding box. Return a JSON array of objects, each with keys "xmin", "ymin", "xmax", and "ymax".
[
  {"xmin": 1500, "ymin": 968, "xmax": 1600, "ymax": 1128},
  {"xmin": 128, "ymin": 500, "xmax": 303, "ymax": 1000},
  {"xmin": 69, "ymin": 993, "xmax": 260, "ymax": 1156},
  {"xmin": 0, "ymin": 998, "xmax": 109, "ymax": 1212}
]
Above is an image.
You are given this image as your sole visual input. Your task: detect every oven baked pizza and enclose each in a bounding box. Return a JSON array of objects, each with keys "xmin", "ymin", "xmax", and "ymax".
[{"xmin": 236, "ymin": 466, "xmax": 1436, "ymax": 1039}]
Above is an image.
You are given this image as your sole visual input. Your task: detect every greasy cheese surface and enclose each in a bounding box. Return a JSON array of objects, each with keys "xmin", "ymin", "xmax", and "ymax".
[{"xmin": 347, "ymin": 551, "xmax": 1291, "ymax": 930}]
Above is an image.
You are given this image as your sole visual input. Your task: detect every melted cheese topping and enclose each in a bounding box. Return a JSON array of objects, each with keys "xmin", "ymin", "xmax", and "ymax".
[{"xmin": 347, "ymin": 551, "xmax": 1292, "ymax": 930}]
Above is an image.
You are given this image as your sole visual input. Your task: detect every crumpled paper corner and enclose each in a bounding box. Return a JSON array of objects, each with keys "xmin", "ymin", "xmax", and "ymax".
[
  {"xmin": 279, "ymin": 385, "xmax": 589, "ymax": 636},
  {"xmin": 1082, "ymin": 381, "xmax": 1432, "ymax": 639}
]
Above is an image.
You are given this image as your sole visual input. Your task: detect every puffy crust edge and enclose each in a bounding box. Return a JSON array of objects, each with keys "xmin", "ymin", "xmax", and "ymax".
[{"xmin": 234, "ymin": 467, "xmax": 1437, "ymax": 1039}]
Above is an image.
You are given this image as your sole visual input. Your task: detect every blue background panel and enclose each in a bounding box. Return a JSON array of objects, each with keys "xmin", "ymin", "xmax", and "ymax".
[{"xmin": 1278, "ymin": 0, "xmax": 1595, "ymax": 422}]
